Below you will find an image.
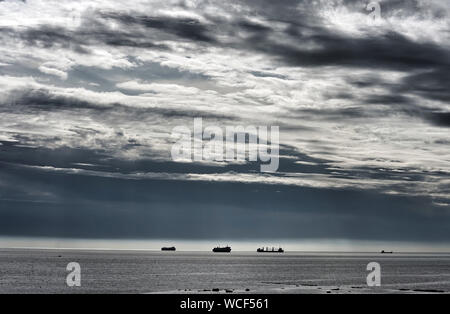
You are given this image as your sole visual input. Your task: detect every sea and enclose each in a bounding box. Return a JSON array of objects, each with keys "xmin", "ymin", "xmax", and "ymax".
[{"xmin": 0, "ymin": 249, "xmax": 449, "ymax": 293}]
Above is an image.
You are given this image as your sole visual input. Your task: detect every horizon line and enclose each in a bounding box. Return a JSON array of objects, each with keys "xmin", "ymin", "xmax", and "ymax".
[{"xmin": 1, "ymin": 246, "xmax": 450, "ymax": 254}]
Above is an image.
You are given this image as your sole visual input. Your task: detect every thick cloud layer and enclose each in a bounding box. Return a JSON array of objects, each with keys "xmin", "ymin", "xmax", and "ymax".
[{"xmin": 0, "ymin": 0, "xmax": 449, "ymax": 244}]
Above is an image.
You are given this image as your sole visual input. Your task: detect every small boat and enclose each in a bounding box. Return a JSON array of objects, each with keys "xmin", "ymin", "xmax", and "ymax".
[
  {"xmin": 257, "ymin": 247, "xmax": 284, "ymax": 253},
  {"xmin": 212, "ymin": 246, "xmax": 231, "ymax": 253},
  {"xmin": 161, "ymin": 246, "xmax": 176, "ymax": 251},
  {"xmin": 380, "ymin": 250, "xmax": 393, "ymax": 254}
]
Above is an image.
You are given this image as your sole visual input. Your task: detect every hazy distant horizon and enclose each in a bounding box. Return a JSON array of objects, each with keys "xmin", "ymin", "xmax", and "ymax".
[{"xmin": 1, "ymin": 236, "xmax": 449, "ymax": 253}]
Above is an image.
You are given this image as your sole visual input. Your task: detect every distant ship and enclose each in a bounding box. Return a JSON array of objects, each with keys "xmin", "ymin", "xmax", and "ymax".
[
  {"xmin": 161, "ymin": 246, "xmax": 176, "ymax": 251},
  {"xmin": 212, "ymin": 246, "xmax": 231, "ymax": 253},
  {"xmin": 380, "ymin": 250, "xmax": 393, "ymax": 254},
  {"xmin": 257, "ymin": 247, "xmax": 284, "ymax": 253}
]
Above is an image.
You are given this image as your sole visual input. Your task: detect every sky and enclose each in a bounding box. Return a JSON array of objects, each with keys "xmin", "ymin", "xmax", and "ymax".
[{"xmin": 0, "ymin": 0, "xmax": 449, "ymax": 251}]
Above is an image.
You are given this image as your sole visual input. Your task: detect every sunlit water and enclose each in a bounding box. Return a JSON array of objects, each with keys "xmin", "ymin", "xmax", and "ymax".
[{"xmin": 0, "ymin": 249, "xmax": 449, "ymax": 293}]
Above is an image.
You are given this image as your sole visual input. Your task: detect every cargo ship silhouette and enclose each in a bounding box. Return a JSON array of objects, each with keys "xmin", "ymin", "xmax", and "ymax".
[
  {"xmin": 212, "ymin": 246, "xmax": 231, "ymax": 253},
  {"xmin": 257, "ymin": 247, "xmax": 284, "ymax": 253},
  {"xmin": 161, "ymin": 246, "xmax": 176, "ymax": 251}
]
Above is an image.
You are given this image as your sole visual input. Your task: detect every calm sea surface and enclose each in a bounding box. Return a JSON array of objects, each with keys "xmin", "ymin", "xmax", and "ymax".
[{"xmin": 0, "ymin": 249, "xmax": 449, "ymax": 293}]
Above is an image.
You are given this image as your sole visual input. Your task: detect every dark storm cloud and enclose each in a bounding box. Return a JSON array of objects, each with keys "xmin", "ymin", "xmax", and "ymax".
[
  {"xmin": 422, "ymin": 110, "xmax": 450, "ymax": 127},
  {"xmin": 0, "ymin": 154, "xmax": 448, "ymax": 241},
  {"xmin": 364, "ymin": 94, "xmax": 412, "ymax": 105},
  {"xmin": 287, "ymin": 74, "xmax": 450, "ymax": 127},
  {"xmin": 249, "ymin": 30, "xmax": 449, "ymax": 70},
  {"xmin": 359, "ymin": 95, "xmax": 450, "ymax": 128},
  {"xmin": 0, "ymin": 88, "xmax": 236, "ymax": 120},
  {"xmin": 5, "ymin": 133, "xmax": 441, "ymax": 209},
  {"xmin": 240, "ymin": 0, "xmax": 444, "ymax": 21},
  {"xmin": 289, "ymin": 101, "xmax": 450, "ymax": 128},
  {"xmin": 2, "ymin": 3, "xmax": 449, "ymax": 73},
  {"xmin": 0, "ymin": 140, "xmax": 327, "ymax": 175},
  {"xmin": 0, "ymin": 24, "xmax": 169, "ymax": 52},
  {"xmin": 1, "ymin": 12, "xmax": 210, "ymax": 54},
  {"xmin": 100, "ymin": 12, "xmax": 217, "ymax": 43},
  {"xmin": 0, "ymin": 26, "xmax": 88, "ymax": 53},
  {"xmin": 6, "ymin": 89, "xmax": 105, "ymax": 111},
  {"xmin": 205, "ymin": 1, "xmax": 450, "ymax": 72},
  {"xmin": 94, "ymin": 9, "xmax": 450, "ymax": 71},
  {"xmin": 1, "ymin": 139, "xmax": 447, "ymax": 206},
  {"xmin": 398, "ymin": 68, "xmax": 450, "ymax": 102}
]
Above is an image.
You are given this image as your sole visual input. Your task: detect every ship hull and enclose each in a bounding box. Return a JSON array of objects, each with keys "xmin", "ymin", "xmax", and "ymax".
[
  {"xmin": 257, "ymin": 248, "xmax": 284, "ymax": 253},
  {"xmin": 257, "ymin": 251, "xmax": 284, "ymax": 253},
  {"xmin": 212, "ymin": 247, "xmax": 231, "ymax": 253}
]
